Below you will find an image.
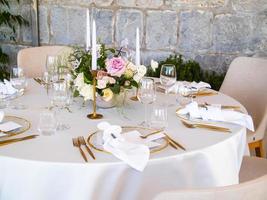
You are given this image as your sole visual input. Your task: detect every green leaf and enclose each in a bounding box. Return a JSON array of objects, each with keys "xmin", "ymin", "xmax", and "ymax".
[{"xmin": 110, "ymin": 84, "xmax": 120, "ymax": 94}]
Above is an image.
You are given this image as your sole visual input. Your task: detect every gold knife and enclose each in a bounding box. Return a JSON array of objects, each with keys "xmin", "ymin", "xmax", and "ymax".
[
  {"xmin": 164, "ymin": 133, "xmax": 186, "ymax": 151},
  {"xmin": 0, "ymin": 135, "xmax": 38, "ymax": 146}
]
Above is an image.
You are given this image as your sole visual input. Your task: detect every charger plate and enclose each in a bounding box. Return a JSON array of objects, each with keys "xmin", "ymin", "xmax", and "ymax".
[
  {"xmin": 87, "ymin": 126, "xmax": 169, "ymax": 154},
  {"xmin": 0, "ymin": 116, "xmax": 31, "ymax": 139}
]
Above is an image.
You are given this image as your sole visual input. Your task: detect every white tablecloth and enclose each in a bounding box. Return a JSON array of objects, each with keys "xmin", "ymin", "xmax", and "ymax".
[{"xmin": 0, "ymin": 80, "xmax": 248, "ymax": 200}]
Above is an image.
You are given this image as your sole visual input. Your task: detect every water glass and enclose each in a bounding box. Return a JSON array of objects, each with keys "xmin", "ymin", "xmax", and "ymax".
[
  {"xmin": 46, "ymin": 55, "xmax": 60, "ymax": 82},
  {"xmin": 138, "ymin": 78, "xmax": 156, "ymax": 126},
  {"xmin": 150, "ymin": 104, "xmax": 168, "ymax": 129},
  {"xmin": 10, "ymin": 66, "xmax": 27, "ymax": 96},
  {"xmin": 160, "ymin": 64, "xmax": 177, "ymax": 94},
  {"xmin": 50, "ymin": 80, "xmax": 70, "ymax": 131},
  {"xmin": 0, "ymin": 94, "xmax": 9, "ymax": 109},
  {"xmin": 177, "ymin": 85, "xmax": 194, "ymax": 106},
  {"xmin": 37, "ymin": 111, "xmax": 57, "ymax": 136},
  {"xmin": 10, "ymin": 67, "xmax": 28, "ymax": 109}
]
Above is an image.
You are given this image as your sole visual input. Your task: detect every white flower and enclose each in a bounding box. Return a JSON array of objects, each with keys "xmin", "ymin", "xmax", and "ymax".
[
  {"xmin": 102, "ymin": 88, "xmax": 114, "ymax": 102},
  {"xmin": 74, "ymin": 73, "xmax": 84, "ymax": 90},
  {"xmin": 133, "ymin": 65, "xmax": 147, "ymax": 82},
  {"xmin": 126, "ymin": 61, "xmax": 137, "ymax": 72},
  {"xmin": 97, "ymin": 76, "xmax": 116, "ymax": 89},
  {"xmin": 72, "ymin": 59, "xmax": 81, "ymax": 69},
  {"xmin": 151, "ymin": 59, "xmax": 159, "ymax": 72},
  {"xmin": 80, "ymin": 84, "xmax": 94, "ymax": 101},
  {"xmin": 97, "ymin": 44, "xmax": 101, "ymax": 58},
  {"xmin": 97, "ymin": 79, "xmax": 108, "ymax": 89}
]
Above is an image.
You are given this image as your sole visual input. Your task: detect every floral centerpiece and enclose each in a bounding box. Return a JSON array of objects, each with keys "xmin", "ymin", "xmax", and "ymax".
[{"xmin": 69, "ymin": 44, "xmax": 147, "ymax": 108}]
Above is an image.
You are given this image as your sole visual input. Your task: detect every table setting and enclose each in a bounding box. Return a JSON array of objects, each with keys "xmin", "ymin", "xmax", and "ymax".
[{"xmin": 0, "ymin": 13, "xmax": 255, "ymax": 200}]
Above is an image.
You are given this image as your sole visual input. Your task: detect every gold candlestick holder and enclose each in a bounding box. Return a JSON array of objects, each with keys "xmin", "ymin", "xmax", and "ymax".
[{"xmin": 87, "ymin": 70, "xmax": 103, "ymax": 119}]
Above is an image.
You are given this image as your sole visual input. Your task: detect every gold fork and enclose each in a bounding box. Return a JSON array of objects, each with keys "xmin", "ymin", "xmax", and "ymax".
[
  {"xmin": 78, "ymin": 136, "xmax": 95, "ymax": 160},
  {"xmin": 139, "ymin": 129, "xmax": 164, "ymax": 139},
  {"xmin": 72, "ymin": 138, "xmax": 88, "ymax": 162},
  {"xmin": 181, "ymin": 120, "xmax": 231, "ymax": 133}
]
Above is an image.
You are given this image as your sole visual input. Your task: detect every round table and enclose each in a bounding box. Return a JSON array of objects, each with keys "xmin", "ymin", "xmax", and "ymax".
[{"xmin": 0, "ymin": 80, "xmax": 248, "ymax": 200}]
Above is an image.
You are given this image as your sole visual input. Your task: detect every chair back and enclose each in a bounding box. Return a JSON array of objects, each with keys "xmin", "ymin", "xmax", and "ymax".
[
  {"xmin": 154, "ymin": 175, "xmax": 267, "ymax": 200},
  {"xmin": 17, "ymin": 46, "xmax": 72, "ymax": 78},
  {"xmin": 220, "ymin": 57, "xmax": 267, "ymax": 140}
]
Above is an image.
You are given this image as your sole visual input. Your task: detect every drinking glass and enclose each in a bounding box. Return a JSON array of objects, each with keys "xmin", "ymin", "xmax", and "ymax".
[
  {"xmin": 10, "ymin": 67, "xmax": 27, "ymax": 96},
  {"xmin": 176, "ymin": 85, "xmax": 195, "ymax": 106},
  {"xmin": 150, "ymin": 104, "xmax": 168, "ymax": 129},
  {"xmin": 46, "ymin": 55, "xmax": 59, "ymax": 82},
  {"xmin": 50, "ymin": 80, "xmax": 70, "ymax": 131},
  {"xmin": 0, "ymin": 93, "xmax": 10, "ymax": 109},
  {"xmin": 10, "ymin": 66, "xmax": 27, "ymax": 109},
  {"xmin": 37, "ymin": 111, "xmax": 57, "ymax": 136},
  {"xmin": 42, "ymin": 71, "xmax": 51, "ymax": 96},
  {"xmin": 160, "ymin": 64, "xmax": 177, "ymax": 94},
  {"xmin": 137, "ymin": 78, "xmax": 156, "ymax": 126}
]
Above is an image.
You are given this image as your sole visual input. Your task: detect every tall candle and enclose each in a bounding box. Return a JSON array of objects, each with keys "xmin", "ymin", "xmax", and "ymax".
[
  {"xmin": 86, "ymin": 9, "xmax": 91, "ymax": 51},
  {"xmin": 91, "ymin": 20, "xmax": 97, "ymax": 70},
  {"xmin": 135, "ymin": 27, "xmax": 140, "ymax": 66}
]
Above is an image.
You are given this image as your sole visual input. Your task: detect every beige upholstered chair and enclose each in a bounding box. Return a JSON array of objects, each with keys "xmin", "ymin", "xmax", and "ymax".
[
  {"xmin": 220, "ymin": 57, "xmax": 267, "ymax": 158},
  {"xmin": 17, "ymin": 46, "xmax": 72, "ymax": 78},
  {"xmin": 154, "ymin": 156, "xmax": 267, "ymax": 200}
]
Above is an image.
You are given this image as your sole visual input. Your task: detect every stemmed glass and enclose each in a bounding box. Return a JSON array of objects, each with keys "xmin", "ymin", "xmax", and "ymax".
[
  {"xmin": 137, "ymin": 78, "xmax": 156, "ymax": 127},
  {"xmin": 160, "ymin": 64, "xmax": 177, "ymax": 94},
  {"xmin": 50, "ymin": 80, "xmax": 70, "ymax": 131},
  {"xmin": 46, "ymin": 55, "xmax": 59, "ymax": 82},
  {"xmin": 10, "ymin": 66, "xmax": 27, "ymax": 109}
]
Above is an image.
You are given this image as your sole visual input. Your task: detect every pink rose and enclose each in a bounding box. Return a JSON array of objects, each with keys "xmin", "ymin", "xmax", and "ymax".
[
  {"xmin": 97, "ymin": 70, "xmax": 108, "ymax": 79},
  {"xmin": 106, "ymin": 57, "xmax": 126, "ymax": 77}
]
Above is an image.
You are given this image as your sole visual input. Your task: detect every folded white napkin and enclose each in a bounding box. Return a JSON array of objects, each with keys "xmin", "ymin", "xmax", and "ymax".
[
  {"xmin": 0, "ymin": 80, "xmax": 17, "ymax": 96},
  {"xmin": 158, "ymin": 81, "xmax": 211, "ymax": 94},
  {"xmin": 97, "ymin": 122, "xmax": 150, "ymax": 171},
  {"xmin": 189, "ymin": 81, "xmax": 211, "ymax": 90},
  {"xmin": 177, "ymin": 102, "xmax": 254, "ymax": 131}
]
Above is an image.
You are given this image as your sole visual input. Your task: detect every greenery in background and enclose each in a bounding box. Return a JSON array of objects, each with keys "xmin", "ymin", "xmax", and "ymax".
[
  {"xmin": 146, "ymin": 54, "xmax": 225, "ymax": 91},
  {"xmin": 0, "ymin": 0, "xmax": 29, "ymax": 81}
]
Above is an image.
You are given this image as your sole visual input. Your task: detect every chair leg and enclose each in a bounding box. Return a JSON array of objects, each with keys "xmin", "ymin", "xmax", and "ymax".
[
  {"xmin": 249, "ymin": 140, "xmax": 266, "ymax": 158},
  {"xmin": 259, "ymin": 140, "xmax": 266, "ymax": 158}
]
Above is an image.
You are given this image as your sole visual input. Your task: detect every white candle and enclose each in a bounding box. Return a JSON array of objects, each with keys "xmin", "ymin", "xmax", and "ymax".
[
  {"xmin": 92, "ymin": 20, "xmax": 97, "ymax": 70},
  {"xmin": 86, "ymin": 9, "xmax": 91, "ymax": 51},
  {"xmin": 135, "ymin": 27, "xmax": 140, "ymax": 66}
]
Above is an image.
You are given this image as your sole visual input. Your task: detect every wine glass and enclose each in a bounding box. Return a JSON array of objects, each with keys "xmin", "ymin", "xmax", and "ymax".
[
  {"xmin": 50, "ymin": 80, "xmax": 70, "ymax": 131},
  {"xmin": 10, "ymin": 66, "xmax": 27, "ymax": 109},
  {"xmin": 46, "ymin": 55, "xmax": 59, "ymax": 82},
  {"xmin": 137, "ymin": 78, "xmax": 156, "ymax": 127},
  {"xmin": 160, "ymin": 64, "xmax": 177, "ymax": 94}
]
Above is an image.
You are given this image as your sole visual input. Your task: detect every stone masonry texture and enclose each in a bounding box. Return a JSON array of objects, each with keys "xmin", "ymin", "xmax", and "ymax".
[{"xmin": 1, "ymin": 0, "xmax": 267, "ymax": 71}]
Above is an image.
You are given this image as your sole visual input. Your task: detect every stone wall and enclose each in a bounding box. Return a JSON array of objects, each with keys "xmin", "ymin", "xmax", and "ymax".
[{"xmin": 1, "ymin": 0, "xmax": 267, "ymax": 73}]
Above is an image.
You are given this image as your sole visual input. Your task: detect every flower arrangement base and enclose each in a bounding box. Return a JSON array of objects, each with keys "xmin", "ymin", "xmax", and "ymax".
[{"xmin": 130, "ymin": 96, "xmax": 138, "ymax": 101}]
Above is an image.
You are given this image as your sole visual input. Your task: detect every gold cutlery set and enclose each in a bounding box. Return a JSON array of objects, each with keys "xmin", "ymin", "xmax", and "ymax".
[
  {"xmin": 72, "ymin": 136, "xmax": 95, "ymax": 162},
  {"xmin": 181, "ymin": 120, "xmax": 231, "ymax": 133},
  {"xmin": 178, "ymin": 103, "xmax": 241, "ymax": 133}
]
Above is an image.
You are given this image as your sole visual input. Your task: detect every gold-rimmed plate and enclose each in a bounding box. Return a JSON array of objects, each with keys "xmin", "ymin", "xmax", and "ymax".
[
  {"xmin": 0, "ymin": 116, "xmax": 31, "ymax": 138},
  {"xmin": 87, "ymin": 126, "xmax": 169, "ymax": 154}
]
